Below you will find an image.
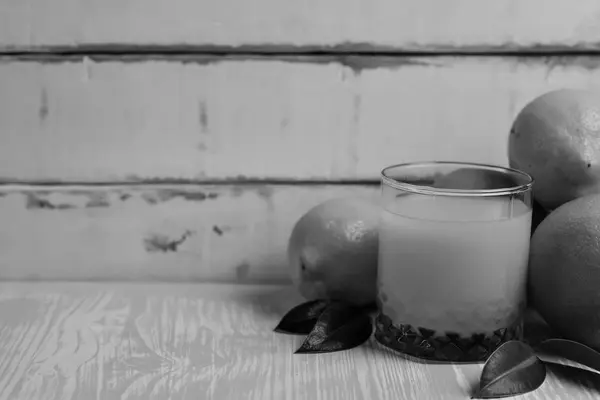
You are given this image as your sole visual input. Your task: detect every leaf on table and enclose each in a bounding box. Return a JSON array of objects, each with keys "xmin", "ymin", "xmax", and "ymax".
[
  {"xmin": 274, "ymin": 299, "xmax": 329, "ymax": 335},
  {"xmin": 537, "ymin": 338, "xmax": 600, "ymax": 373},
  {"xmin": 472, "ymin": 340, "xmax": 546, "ymax": 399},
  {"xmin": 295, "ymin": 301, "xmax": 373, "ymax": 354}
]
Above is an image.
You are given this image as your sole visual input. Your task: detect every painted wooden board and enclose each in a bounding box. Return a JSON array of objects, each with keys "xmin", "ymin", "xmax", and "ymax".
[
  {"xmin": 0, "ymin": 184, "xmax": 378, "ymax": 282},
  {"xmin": 2, "ymin": 56, "xmax": 600, "ymax": 182},
  {"xmin": 0, "ymin": 281, "xmax": 597, "ymax": 400},
  {"xmin": 2, "ymin": 0, "xmax": 600, "ymax": 51}
]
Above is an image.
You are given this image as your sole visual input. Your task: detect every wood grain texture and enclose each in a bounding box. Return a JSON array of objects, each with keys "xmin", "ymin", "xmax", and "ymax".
[
  {"xmin": 0, "ymin": 184, "xmax": 378, "ymax": 282},
  {"xmin": 2, "ymin": 56, "xmax": 600, "ymax": 182},
  {"xmin": 0, "ymin": 282, "xmax": 597, "ymax": 400},
  {"xmin": 2, "ymin": 0, "xmax": 600, "ymax": 50}
]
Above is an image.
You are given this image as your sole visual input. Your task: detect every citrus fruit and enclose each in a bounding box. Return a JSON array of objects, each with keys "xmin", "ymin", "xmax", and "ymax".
[
  {"xmin": 508, "ymin": 88, "xmax": 600, "ymax": 211},
  {"xmin": 287, "ymin": 197, "xmax": 379, "ymax": 306},
  {"xmin": 529, "ymin": 193, "xmax": 600, "ymax": 350}
]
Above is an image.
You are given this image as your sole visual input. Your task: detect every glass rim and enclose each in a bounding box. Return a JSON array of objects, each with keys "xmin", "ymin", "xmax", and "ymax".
[{"xmin": 380, "ymin": 161, "xmax": 534, "ymax": 197}]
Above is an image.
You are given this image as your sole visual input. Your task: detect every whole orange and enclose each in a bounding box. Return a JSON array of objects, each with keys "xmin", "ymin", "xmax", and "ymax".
[
  {"xmin": 287, "ymin": 197, "xmax": 379, "ymax": 306},
  {"xmin": 529, "ymin": 193, "xmax": 600, "ymax": 350},
  {"xmin": 509, "ymin": 88, "xmax": 600, "ymax": 211}
]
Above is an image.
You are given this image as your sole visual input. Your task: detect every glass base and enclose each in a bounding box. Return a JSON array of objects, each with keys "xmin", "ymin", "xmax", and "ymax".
[{"xmin": 374, "ymin": 312, "xmax": 523, "ymax": 363}]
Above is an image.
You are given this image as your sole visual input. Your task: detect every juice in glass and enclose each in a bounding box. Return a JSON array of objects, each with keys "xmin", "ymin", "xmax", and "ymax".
[{"xmin": 374, "ymin": 162, "xmax": 533, "ymax": 362}]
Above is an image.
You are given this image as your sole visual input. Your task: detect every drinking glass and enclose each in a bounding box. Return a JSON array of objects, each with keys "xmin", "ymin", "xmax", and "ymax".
[{"xmin": 374, "ymin": 161, "xmax": 534, "ymax": 362}]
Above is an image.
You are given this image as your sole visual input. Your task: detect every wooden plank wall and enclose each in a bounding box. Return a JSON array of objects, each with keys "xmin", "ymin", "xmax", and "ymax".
[{"xmin": 0, "ymin": 0, "xmax": 599, "ymax": 282}]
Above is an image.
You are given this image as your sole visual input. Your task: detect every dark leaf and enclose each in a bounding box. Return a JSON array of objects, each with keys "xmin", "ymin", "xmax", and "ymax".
[
  {"xmin": 537, "ymin": 338, "xmax": 600, "ymax": 373},
  {"xmin": 472, "ymin": 340, "xmax": 546, "ymax": 399},
  {"xmin": 273, "ymin": 299, "xmax": 329, "ymax": 335},
  {"xmin": 295, "ymin": 301, "xmax": 372, "ymax": 354},
  {"xmin": 543, "ymin": 362, "xmax": 600, "ymax": 393}
]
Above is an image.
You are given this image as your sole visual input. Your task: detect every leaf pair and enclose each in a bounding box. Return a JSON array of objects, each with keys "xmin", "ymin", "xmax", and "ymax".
[
  {"xmin": 274, "ymin": 299, "xmax": 373, "ymax": 354},
  {"xmin": 473, "ymin": 339, "xmax": 600, "ymax": 399}
]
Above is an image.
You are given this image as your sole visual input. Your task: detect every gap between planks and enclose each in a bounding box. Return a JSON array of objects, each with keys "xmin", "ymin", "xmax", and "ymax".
[
  {"xmin": 5, "ymin": 43, "xmax": 600, "ymax": 56},
  {"xmin": 5, "ymin": 51, "xmax": 600, "ymax": 63},
  {"xmin": 3, "ymin": 53, "xmax": 600, "ymax": 77},
  {"xmin": 0, "ymin": 180, "xmax": 382, "ymax": 190}
]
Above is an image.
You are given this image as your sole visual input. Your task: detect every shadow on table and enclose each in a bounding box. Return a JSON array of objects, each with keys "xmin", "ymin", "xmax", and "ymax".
[
  {"xmin": 545, "ymin": 362, "xmax": 600, "ymax": 395},
  {"xmin": 365, "ymin": 337, "xmax": 486, "ymax": 365},
  {"xmin": 365, "ymin": 337, "xmax": 484, "ymax": 397},
  {"xmin": 234, "ymin": 284, "xmax": 302, "ymax": 319}
]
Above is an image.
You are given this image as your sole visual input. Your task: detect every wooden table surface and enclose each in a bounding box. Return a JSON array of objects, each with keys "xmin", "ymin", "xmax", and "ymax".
[{"xmin": 0, "ymin": 282, "xmax": 598, "ymax": 400}]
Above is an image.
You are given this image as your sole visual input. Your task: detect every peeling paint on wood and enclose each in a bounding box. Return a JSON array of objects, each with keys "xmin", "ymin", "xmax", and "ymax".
[
  {"xmin": 24, "ymin": 191, "xmax": 114, "ymax": 210},
  {"xmin": 517, "ymin": 55, "xmax": 600, "ymax": 71},
  {"xmin": 199, "ymin": 101, "xmax": 209, "ymax": 134},
  {"xmin": 0, "ymin": 184, "xmax": 379, "ymax": 282},
  {"xmin": 4, "ymin": 52, "xmax": 598, "ymax": 72},
  {"xmin": 246, "ymin": 55, "xmax": 439, "ymax": 73},
  {"xmin": 0, "ymin": 54, "xmax": 232, "ymax": 65},
  {"xmin": 230, "ymin": 186, "xmax": 245, "ymax": 198},
  {"xmin": 235, "ymin": 262, "xmax": 251, "ymax": 281},
  {"xmin": 0, "ymin": 54, "xmax": 440, "ymax": 71},
  {"xmin": 38, "ymin": 87, "xmax": 49, "ymax": 122},
  {"xmin": 2, "ymin": 188, "xmax": 222, "ymax": 211},
  {"xmin": 142, "ymin": 190, "xmax": 219, "ymax": 205},
  {"xmin": 120, "ymin": 176, "xmax": 210, "ymax": 184},
  {"xmin": 84, "ymin": 193, "xmax": 111, "ymax": 208},
  {"xmin": 25, "ymin": 193, "xmax": 74, "ymax": 210},
  {"xmin": 255, "ymin": 186, "xmax": 274, "ymax": 200},
  {"xmin": 158, "ymin": 189, "xmax": 219, "ymax": 202},
  {"xmin": 3, "ymin": 57, "xmax": 600, "ymax": 182},
  {"xmin": 143, "ymin": 230, "xmax": 194, "ymax": 253},
  {"xmin": 85, "ymin": 198, "xmax": 110, "ymax": 208},
  {"xmin": 337, "ymin": 56, "xmax": 438, "ymax": 73}
]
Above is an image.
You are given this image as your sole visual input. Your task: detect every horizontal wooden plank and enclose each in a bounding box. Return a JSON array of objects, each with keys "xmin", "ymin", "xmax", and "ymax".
[
  {"xmin": 1, "ymin": 0, "xmax": 600, "ymax": 51},
  {"xmin": 0, "ymin": 184, "xmax": 378, "ymax": 282},
  {"xmin": 2, "ymin": 56, "xmax": 600, "ymax": 182}
]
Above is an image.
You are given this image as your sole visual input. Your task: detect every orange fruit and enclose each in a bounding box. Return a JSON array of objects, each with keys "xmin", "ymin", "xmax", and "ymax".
[
  {"xmin": 529, "ymin": 193, "xmax": 600, "ymax": 350},
  {"xmin": 508, "ymin": 88, "xmax": 600, "ymax": 211},
  {"xmin": 287, "ymin": 197, "xmax": 379, "ymax": 306}
]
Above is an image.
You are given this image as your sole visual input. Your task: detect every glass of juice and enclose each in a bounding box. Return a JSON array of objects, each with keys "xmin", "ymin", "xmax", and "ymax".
[{"xmin": 374, "ymin": 161, "xmax": 534, "ymax": 363}]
